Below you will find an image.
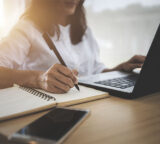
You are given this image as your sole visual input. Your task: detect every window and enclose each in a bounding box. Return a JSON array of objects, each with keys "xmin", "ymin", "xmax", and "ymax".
[
  {"xmin": 0, "ymin": 0, "xmax": 26, "ymax": 38},
  {"xmin": 84, "ymin": 0, "xmax": 160, "ymax": 67}
]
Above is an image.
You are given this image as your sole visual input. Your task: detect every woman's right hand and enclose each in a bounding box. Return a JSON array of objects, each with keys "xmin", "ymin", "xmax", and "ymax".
[{"xmin": 38, "ymin": 64, "xmax": 78, "ymax": 94}]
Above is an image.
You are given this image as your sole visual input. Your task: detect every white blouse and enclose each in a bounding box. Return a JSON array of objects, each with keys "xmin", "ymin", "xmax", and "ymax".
[{"xmin": 0, "ymin": 19, "xmax": 106, "ymax": 77}]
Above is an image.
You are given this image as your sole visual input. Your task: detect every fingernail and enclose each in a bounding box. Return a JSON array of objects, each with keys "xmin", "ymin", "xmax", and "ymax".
[{"xmin": 75, "ymin": 79, "xmax": 78, "ymax": 84}]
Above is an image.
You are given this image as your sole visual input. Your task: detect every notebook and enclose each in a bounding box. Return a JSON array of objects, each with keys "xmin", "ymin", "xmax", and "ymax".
[{"xmin": 0, "ymin": 85, "xmax": 109, "ymax": 122}]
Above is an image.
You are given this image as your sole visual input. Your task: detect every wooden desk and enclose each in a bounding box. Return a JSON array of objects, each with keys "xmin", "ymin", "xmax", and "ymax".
[{"xmin": 0, "ymin": 93, "xmax": 160, "ymax": 144}]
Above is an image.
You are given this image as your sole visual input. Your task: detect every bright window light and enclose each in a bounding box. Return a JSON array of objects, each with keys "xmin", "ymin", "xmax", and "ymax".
[{"xmin": 0, "ymin": 0, "xmax": 4, "ymax": 27}]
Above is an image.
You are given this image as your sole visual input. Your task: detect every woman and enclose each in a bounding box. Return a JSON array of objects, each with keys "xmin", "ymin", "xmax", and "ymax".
[{"xmin": 0, "ymin": 0, "xmax": 145, "ymax": 93}]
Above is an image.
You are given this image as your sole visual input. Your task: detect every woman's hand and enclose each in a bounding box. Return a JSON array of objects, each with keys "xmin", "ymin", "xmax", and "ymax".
[
  {"xmin": 38, "ymin": 64, "xmax": 78, "ymax": 94},
  {"xmin": 115, "ymin": 55, "xmax": 146, "ymax": 72}
]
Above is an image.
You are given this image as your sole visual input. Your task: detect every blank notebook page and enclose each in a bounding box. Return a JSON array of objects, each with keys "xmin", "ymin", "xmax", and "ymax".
[
  {"xmin": 0, "ymin": 86, "xmax": 56, "ymax": 121},
  {"xmin": 37, "ymin": 85, "xmax": 109, "ymax": 106}
]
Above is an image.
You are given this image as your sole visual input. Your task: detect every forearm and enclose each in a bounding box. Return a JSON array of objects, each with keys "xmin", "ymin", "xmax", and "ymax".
[
  {"xmin": 102, "ymin": 66, "xmax": 121, "ymax": 73},
  {"xmin": 0, "ymin": 66, "xmax": 42, "ymax": 89},
  {"xmin": 102, "ymin": 68, "xmax": 115, "ymax": 73}
]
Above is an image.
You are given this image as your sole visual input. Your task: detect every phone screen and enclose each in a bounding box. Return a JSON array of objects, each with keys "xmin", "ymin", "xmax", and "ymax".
[{"xmin": 15, "ymin": 108, "xmax": 88, "ymax": 142}]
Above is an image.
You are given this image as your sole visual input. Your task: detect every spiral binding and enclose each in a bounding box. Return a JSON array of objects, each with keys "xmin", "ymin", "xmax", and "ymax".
[{"xmin": 19, "ymin": 86, "xmax": 56, "ymax": 101}]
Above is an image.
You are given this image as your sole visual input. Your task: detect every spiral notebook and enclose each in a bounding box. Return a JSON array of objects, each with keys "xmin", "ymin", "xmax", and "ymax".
[{"xmin": 0, "ymin": 85, "xmax": 109, "ymax": 121}]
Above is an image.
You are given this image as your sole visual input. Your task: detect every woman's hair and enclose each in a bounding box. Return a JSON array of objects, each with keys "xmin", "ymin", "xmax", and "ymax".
[{"xmin": 22, "ymin": 0, "xmax": 87, "ymax": 44}]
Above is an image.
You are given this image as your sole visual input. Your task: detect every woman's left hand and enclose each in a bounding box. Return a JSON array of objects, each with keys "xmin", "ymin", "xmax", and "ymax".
[{"xmin": 115, "ymin": 55, "xmax": 146, "ymax": 72}]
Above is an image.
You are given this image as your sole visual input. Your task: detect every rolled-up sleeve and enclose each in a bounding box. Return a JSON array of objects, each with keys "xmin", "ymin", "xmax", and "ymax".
[{"xmin": 0, "ymin": 29, "xmax": 31, "ymax": 69}]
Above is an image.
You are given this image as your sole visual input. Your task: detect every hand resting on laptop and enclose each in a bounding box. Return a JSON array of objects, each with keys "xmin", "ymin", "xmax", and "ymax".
[{"xmin": 103, "ymin": 55, "xmax": 145, "ymax": 73}]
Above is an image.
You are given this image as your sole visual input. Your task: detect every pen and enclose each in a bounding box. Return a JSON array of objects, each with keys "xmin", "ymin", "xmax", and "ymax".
[{"xmin": 43, "ymin": 32, "xmax": 80, "ymax": 91}]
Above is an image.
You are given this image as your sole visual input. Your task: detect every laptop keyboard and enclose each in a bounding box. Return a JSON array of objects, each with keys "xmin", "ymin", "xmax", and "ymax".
[{"xmin": 95, "ymin": 75, "xmax": 138, "ymax": 89}]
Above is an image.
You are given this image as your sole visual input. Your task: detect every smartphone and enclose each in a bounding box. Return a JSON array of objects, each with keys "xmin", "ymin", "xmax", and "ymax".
[{"xmin": 9, "ymin": 107, "xmax": 90, "ymax": 144}]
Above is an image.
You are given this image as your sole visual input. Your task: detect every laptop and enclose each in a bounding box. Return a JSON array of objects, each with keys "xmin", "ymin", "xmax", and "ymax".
[{"xmin": 79, "ymin": 24, "xmax": 160, "ymax": 99}]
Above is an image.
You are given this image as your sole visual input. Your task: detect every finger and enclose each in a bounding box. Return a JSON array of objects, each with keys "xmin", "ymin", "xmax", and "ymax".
[
  {"xmin": 128, "ymin": 63, "xmax": 142, "ymax": 72},
  {"xmin": 72, "ymin": 69, "xmax": 78, "ymax": 76},
  {"xmin": 56, "ymin": 65, "xmax": 77, "ymax": 83},
  {"xmin": 46, "ymin": 84, "xmax": 65, "ymax": 94},
  {"xmin": 72, "ymin": 69, "xmax": 78, "ymax": 84},
  {"xmin": 50, "ymin": 71, "xmax": 74, "ymax": 88},
  {"xmin": 48, "ymin": 79, "xmax": 71, "ymax": 92}
]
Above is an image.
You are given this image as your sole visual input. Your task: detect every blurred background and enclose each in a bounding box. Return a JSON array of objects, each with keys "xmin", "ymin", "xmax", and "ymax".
[{"xmin": 0, "ymin": 0, "xmax": 160, "ymax": 68}]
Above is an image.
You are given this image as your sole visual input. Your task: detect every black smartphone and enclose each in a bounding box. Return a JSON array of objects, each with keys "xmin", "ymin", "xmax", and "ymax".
[{"xmin": 9, "ymin": 107, "xmax": 90, "ymax": 144}]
